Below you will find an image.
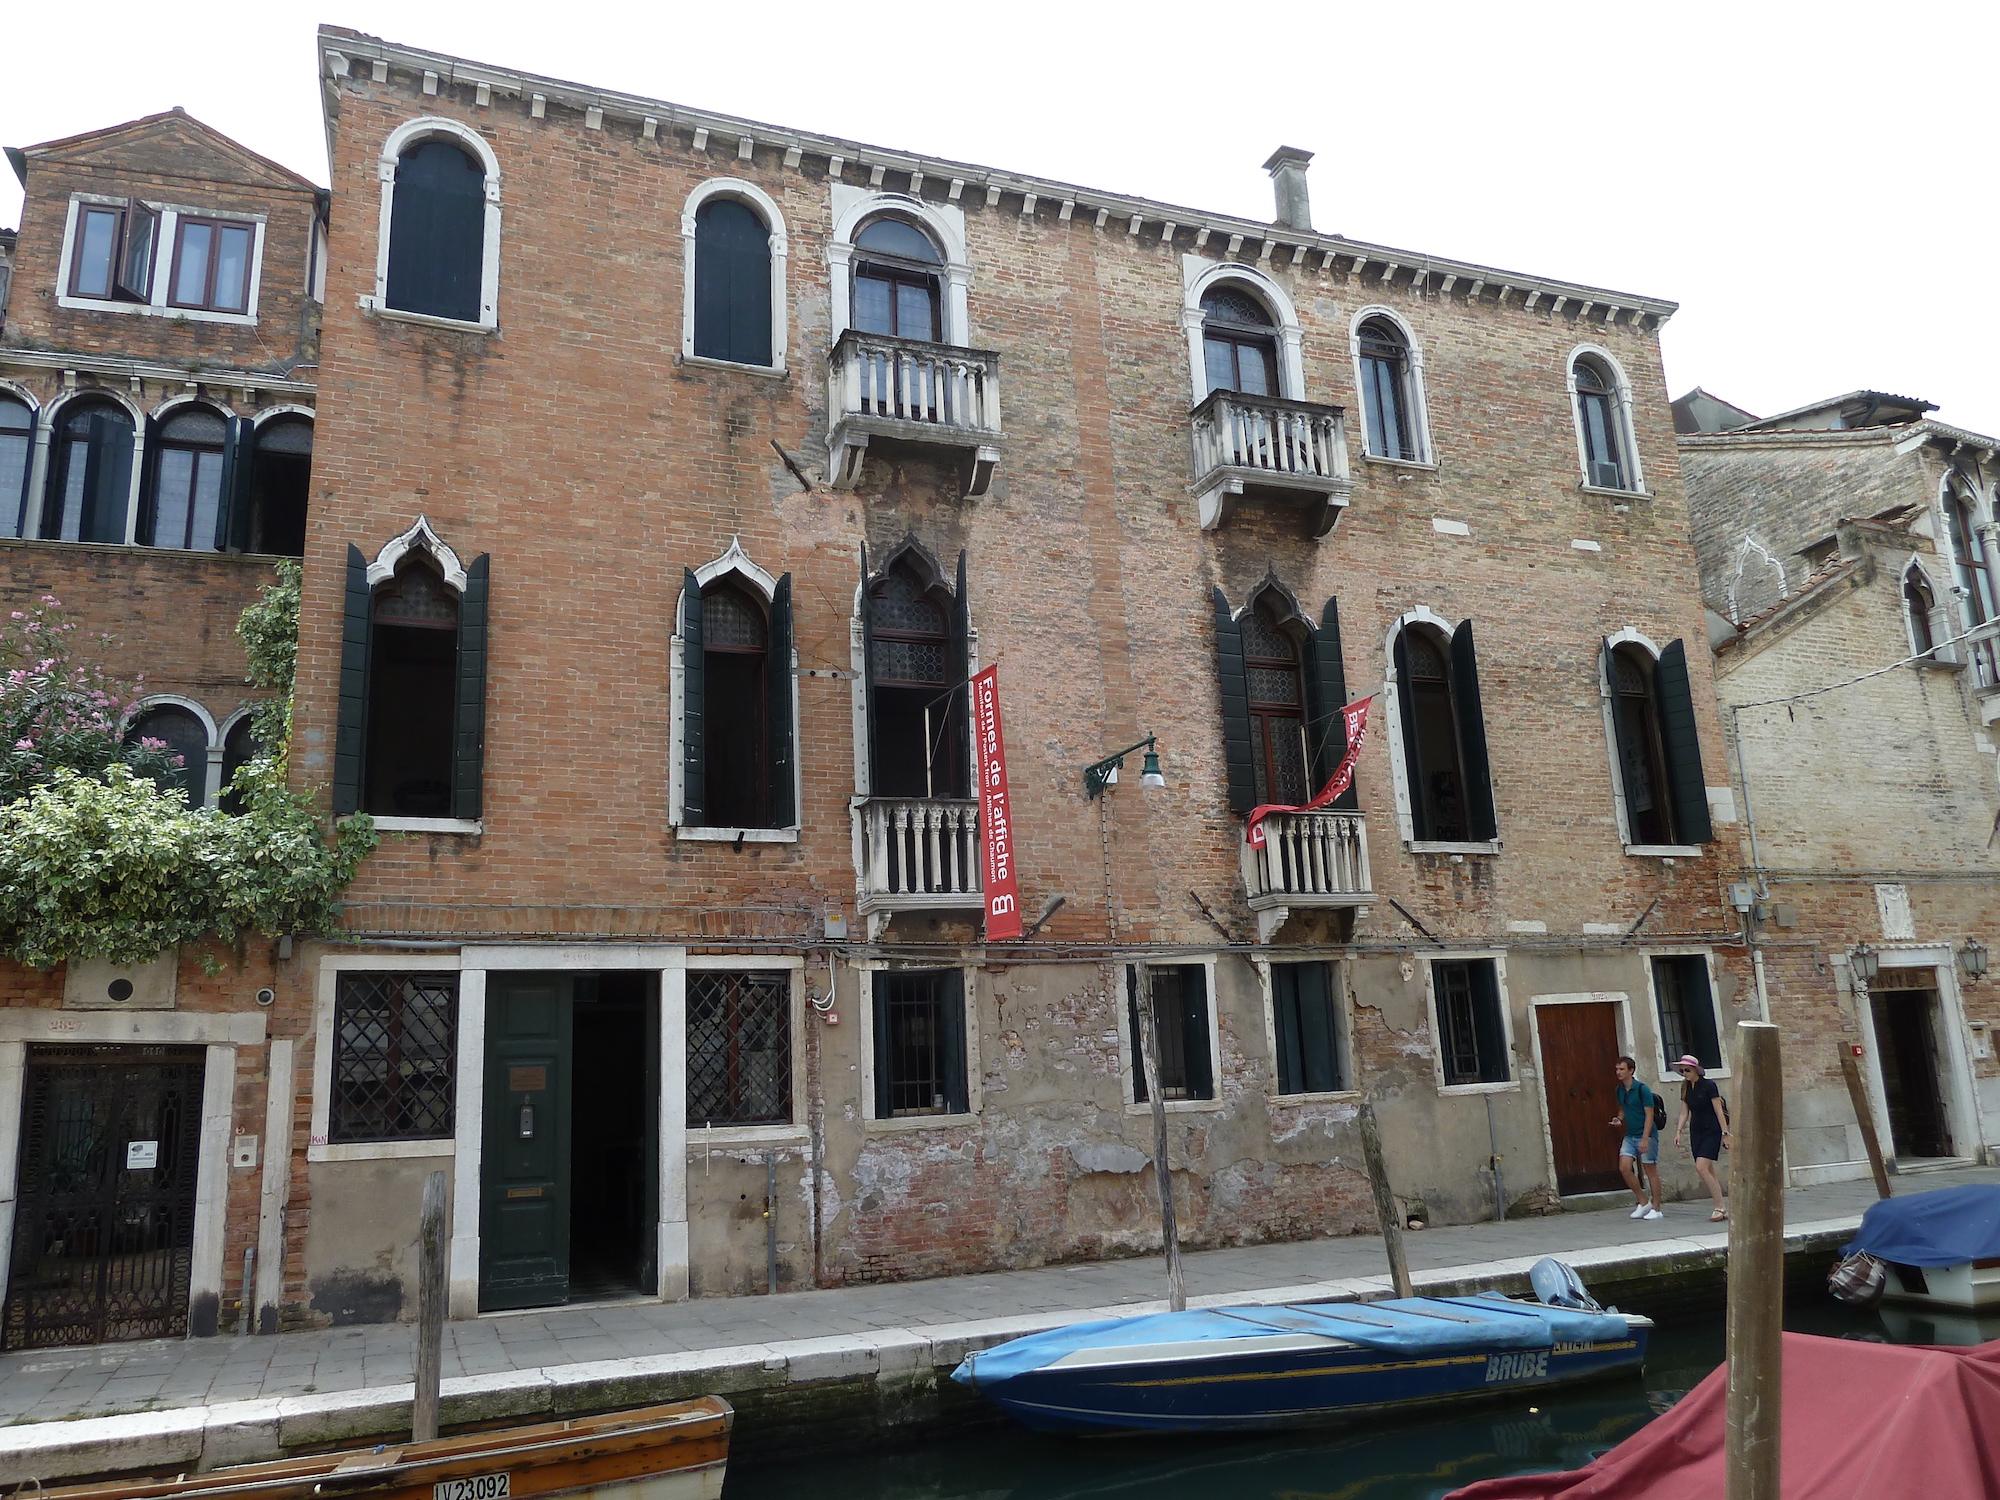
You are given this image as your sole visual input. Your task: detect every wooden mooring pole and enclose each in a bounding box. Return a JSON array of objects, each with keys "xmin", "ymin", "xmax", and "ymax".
[
  {"xmin": 413, "ymin": 1168, "xmax": 448, "ymax": 1444},
  {"xmin": 1725, "ymin": 1021, "xmax": 1784, "ymax": 1500},
  {"xmin": 1838, "ymin": 1048, "xmax": 1893, "ymax": 1200},
  {"xmin": 1135, "ymin": 965, "xmax": 1186, "ymax": 1312},
  {"xmin": 1357, "ymin": 1098, "xmax": 1414, "ymax": 1299}
]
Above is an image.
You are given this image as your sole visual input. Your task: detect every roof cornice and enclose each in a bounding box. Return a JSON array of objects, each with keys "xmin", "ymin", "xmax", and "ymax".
[{"xmin": 317, "ymin": 28, "xmax": 1678, "ymax": 330}]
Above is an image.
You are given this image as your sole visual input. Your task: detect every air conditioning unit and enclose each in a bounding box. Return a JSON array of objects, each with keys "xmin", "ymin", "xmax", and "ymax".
[{"xmin": 1589, "ymin": 460, "xmax": 1624, "ymax": 489}]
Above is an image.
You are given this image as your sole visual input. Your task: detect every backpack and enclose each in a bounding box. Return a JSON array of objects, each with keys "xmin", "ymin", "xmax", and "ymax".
[{"xmin": 1652, "ymin": 1088, "xmax": 1669, "ymax": 1132}]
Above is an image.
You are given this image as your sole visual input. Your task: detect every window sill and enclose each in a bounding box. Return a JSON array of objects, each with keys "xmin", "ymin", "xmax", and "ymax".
[
  {"xmin": 1270, "ymin": 1089, "xmax": 1361, "ymax": 1106},
  {"xmin": 1625, "ymin": 844, "xmax": 1703, "ymax": 859},
  {"xmin": 308, "ymin": 1138, "xmax": 454, "ymax": 1164},
  {"xmin": 1407, "ymin": 840, "xmax": 1501, "ymax": 856},
  {"xmin": 679, "ymin": 351, "xmax": 788, "ymax": 379},
  {"xmin": 687, "ymin": 1123, "xmax": 808, "ymax": 1147},
  {"xmin": 359, "ymin": 296, "xmax": 497, "ymax": 335},
  {"xmin": 866, "ymin": 1110, "xmax": 979, "ymax": 1134},
  {"xmin": 1124, "ymin": 1097, "xmax": 1225, "ymax": 1115},
  {"xmin": 676, "ymin": 825, "xmax": 800, "ymax": 844},
  {"xmin": 1438, "ymin": 1080, "xmax": 1519, "ymax": 1097},
  {"xmin": 1361, "ymin": 454, "xmax": 1439, "ymax": 473},
  {"xmin": 1578, "ymin": 483, "xmax": 1650, "ymax": 500},
  {"xmin": 375, "ymin": 816, "xmax": 484, "ymax": 835},
  {"xmin": 56, "ymin": 293, "xmax": 259, "ymax": 327}
]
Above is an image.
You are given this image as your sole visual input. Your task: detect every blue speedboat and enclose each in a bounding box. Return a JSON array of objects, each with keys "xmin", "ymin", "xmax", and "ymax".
[{"xmin": 951, "ymin": 1264, "xmax": 1648, "ymax": 1434}]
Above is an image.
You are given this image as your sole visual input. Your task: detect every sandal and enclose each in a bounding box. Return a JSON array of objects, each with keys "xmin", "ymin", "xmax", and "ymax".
[{"xmin": 1710, "ymin": 1210, "xmax": 1729, "ymax": 1221}]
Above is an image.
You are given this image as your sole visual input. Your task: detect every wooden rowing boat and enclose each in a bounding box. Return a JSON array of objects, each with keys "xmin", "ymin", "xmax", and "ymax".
[{"xmin": 32, "ymin": 1395, "xmax": 731, "ymax": 1500}]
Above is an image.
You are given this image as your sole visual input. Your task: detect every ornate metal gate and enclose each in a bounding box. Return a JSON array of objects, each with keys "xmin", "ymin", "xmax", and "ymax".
[{"xmin": 4, "ymin": 1045, "xmax": 206, "ymax": 1349}]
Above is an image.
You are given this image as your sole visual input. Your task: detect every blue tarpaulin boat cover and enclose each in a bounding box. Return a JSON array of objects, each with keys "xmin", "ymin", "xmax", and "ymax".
[
  {"xmin": 956, "ymin": 1294, "xmax": 1630, "ymax": 1386},
  {"xmin": 1843, "ymin": 1185, "xmax": 2000, "ymax": 1267}
]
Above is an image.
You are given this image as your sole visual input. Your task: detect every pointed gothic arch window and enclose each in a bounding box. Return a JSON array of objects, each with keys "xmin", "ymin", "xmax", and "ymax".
[
  {"xmin": 1608, "ymin": 646, "xmax": 1672, "ymax": 844},
  {"xmin": 703, "ymin": 582, "xmax": 771, "ymax": 827},
  {"xmin": 1600, "ymin": 636, "xmax": 1714, "ymax": 848},
  {"xmin": 866, "ymin": 559, "xmax": 968, "ymax": 799},
  {"xmin": 1945, "ymin": 484, "xmax": 1997, "ymax": 681},
  {"xmin": 1905, "ymin": 566, "xmax": 1938, "ymax": 659},
  {"xmin": 677, "ymin": 556, "xmax": 796, "ymax": 834},
  {"xmin": 1241, "ymin": 596, "xmax": 1310, "ymax": 808}
]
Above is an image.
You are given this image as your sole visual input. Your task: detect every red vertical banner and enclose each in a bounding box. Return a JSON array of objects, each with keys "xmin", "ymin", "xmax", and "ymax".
[{"xmin": 972, "ymin": 666, "xmax": 1023, "ymax": 940}]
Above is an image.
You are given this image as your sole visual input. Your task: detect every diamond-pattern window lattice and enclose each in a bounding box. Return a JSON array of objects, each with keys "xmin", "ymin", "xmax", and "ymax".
[
  {"xmin": 870, "ymin": 571, "xmax": 945, "ymax": 634},
  {"xmin": 373, "ymin": 566, "xmax": 458, "ymax": 626},
  {"xmin": 872, "ymin": 637, "xmax": 947, "ymax": 685},
  {"xmin": 687, "ymin": 971, "xmax": 792, "ymax": 1126},
  {"xmin": 1407, "ymin": 631, "xmax": 1447, "ymax": 681},
  {"xmin": 329, "ymin": 973, "xmax": 458, "ymax": 1143},
  {"xmin": 1239, "ymin": 605, "xmax": 1296, "ymax": 663}
]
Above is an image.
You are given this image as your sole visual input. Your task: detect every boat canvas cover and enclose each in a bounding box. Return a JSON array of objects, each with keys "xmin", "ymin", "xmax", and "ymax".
[
  {"xmin": 1843, "ymin": 1184, "xmax": 2000, "ymax": 1267},
  {"xmin": 1443, "ymin": 1331, "xmax": 2000, "ymax": 1499},
  {"xmin": 957, "ymin": 1295, "xmax": 1629, "ymax": 1386}
]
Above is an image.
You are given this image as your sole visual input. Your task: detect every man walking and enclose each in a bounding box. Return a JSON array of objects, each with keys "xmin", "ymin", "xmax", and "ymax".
[{"xmin": 1612, "ymin": 1055, "xmax": 1664, "ymax": 1220}]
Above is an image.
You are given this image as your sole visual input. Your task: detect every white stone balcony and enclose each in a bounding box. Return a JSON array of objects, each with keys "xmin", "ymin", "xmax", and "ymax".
[
  {"xmin": 1190, "ymin": 390, "xmax": 1353, "ymax": 536},
  {"xmin": 853, "ymin": 796, "xmax": 984, "ymax": 937},
  {"xmin": 1241, "ymin": 809, "xmax": 1374, "ymax": 942},
  {"xmin": 827, "ymin": 331, "xmax": 1003, "ymax": 498}
]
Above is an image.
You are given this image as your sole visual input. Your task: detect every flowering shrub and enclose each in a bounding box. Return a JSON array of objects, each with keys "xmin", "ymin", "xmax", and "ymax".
[{"xmin": 0, "ymin": 567, "xmax": 376, "ymax": 969}]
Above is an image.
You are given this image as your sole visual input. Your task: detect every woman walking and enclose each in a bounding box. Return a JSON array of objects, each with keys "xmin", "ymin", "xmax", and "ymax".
[{"xmin": 1673, "ymin": 1055, "xmax": 1732, "ymax": 1220}]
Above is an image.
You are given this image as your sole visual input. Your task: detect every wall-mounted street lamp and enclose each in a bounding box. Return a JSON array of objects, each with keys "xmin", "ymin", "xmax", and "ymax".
[
  {"xmin": 1962, "ymin": 939, "xmax": 1989, "ymax": 980},
  {"xmin": 1083, "ymin": 735, "xmax": 1167, "ymax": 799},
  {"xmin": 1852, "ymin": 942, "xmax": 1881, "ymax": 984}
]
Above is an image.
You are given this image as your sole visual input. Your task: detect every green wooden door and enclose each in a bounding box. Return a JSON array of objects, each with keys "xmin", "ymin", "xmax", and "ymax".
[{"xmin": 480, "ymin": 976, "xmax": 572, "ymax": 1310}]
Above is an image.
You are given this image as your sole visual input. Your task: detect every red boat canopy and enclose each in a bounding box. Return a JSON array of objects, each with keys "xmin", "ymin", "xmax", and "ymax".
[{"xmin": 1447, "ymin": 1332, "xmax": 2000, "ymax": 1499}]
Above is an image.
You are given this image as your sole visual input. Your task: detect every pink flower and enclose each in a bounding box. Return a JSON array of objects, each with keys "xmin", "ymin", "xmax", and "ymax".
[{"xmin": 13, "ymin": 739, "xmax": 31, "ymax": 751}]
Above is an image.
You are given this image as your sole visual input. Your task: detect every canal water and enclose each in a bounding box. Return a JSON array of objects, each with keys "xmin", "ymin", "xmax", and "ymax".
[{"xmin": 729, "ymin": 1289, "xmax": 2000, "ymax": 1500}]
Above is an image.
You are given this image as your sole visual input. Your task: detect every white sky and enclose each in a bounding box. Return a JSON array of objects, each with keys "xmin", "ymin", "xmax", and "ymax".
[{"xmin": 5, "ymin": 1, "xmax": 1997, "ymax": 433}]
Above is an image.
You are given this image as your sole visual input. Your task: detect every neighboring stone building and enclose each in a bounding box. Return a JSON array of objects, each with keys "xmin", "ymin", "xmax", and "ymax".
[
  {"xmin": 1678, "ymin": 388, "xmax": 2000, "ymax": 1184},
  {"xmin": 0, "ymin": 111, "xmax": 324, "ymax": 1345}
]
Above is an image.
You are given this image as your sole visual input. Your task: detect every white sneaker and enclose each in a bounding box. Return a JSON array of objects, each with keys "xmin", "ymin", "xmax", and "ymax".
[
  {"xmin": 1629, "ymin": 1203, "xmax": 1649, "ymax": 1218},
  {"xmin": 1643, "ymin": 1207, "xmax": 1665, "ymax": 1221}
]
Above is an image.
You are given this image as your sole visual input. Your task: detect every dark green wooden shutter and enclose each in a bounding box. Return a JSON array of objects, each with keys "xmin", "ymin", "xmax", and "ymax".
[
  {"xmin": 1213, "ymin": 588, "xmax": 1256, "ymax": 815},
  {"xmin": 941, "ymin": 970, "xmax": 969, "ymax": 1115},
  {"xmin": 871, "ymin": 974, "xmax": 894, "ymax": 1119},
  {"xmin": 80, "ymin": 411, "xmax": 132, "ymax": 544},
  {"xmin": 1294, "ymin": 962, "xmax": 1340, "ymax": 1093},
  {"xmin": 951, "ymin": 550, "xmax": 971, "ymax": 798},
  {"xmin": 1449, "ymin": 620, "xmax": 1498, "ymax": 841},
  {"xmin": 332, "ymin": 544, "xmax": 371, "ymax": 815},
  {"xmin": 766, "ymin": 572, "xmax": 795, "ymax": 827},
  {"xmin": 385, "ymin": 140, "xmax": 484, "ymax": 322},
  {"xmin": 1393, "ymin": 629, "xmax": 1429, "ymax": 840},
  {"xmin": 135, "ymin": 414, "xmax": 161, "ymax": 546},
  {"xmin": 1181, "ymin": 965, "xmax": 1214, "ymax": 1101},
  {"xmin": 1125, "ymin": 967, "xmax": 1151, "ymax": 1104},
  {"xmin": 1655, "ymin": 639, "xmax": 1714, "ymax": 844},
  {"xmin": 860, "ymin": 545, "xmax": 881, "ymax": 792},
  {"xmin": 1306, "ymin": 597, "xmax": 1355, "ymax": 810},
  {"xmin": 1471, "ymin": 960, "xmax": 1508, "ymax": 1083},
  {"xmin": 218, "ymin": 417, "xmax": 255, "ymax": 552},
  {"xmin": 452, "ymin": 554, "xmax": 489, "ymax": 821},
  {"xmin": 1272, "ymin": 965, "xmax": 1305, "ymax": 1095},
  {"xmin": 681, "ymin": 569, "xmax": 705, "ymax": 827},
  {"xmin": 692, "ymin": 199, "xmax": 773, "ymax": 366},
  {"xmin": 1602, "ymin": 638, "xmax": 1645, "ymax": 843}
]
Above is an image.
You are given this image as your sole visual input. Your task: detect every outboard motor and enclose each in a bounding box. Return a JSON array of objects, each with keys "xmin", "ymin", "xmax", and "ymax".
[{"xmin": 1530, "ymin": 1256, "xmax": 1604, "ymax": 1312}]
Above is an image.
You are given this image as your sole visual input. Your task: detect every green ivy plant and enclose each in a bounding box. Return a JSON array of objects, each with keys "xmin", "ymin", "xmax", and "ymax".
[{"xmin": 0, "ymin": 567, "xmax": 376, "ymax": 970}]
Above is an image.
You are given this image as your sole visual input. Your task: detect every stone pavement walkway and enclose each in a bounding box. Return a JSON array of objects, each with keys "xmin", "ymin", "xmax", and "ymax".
[{"xmin": 4, "ymin": 1163, "xmax": 1992, "ymax": 1427}]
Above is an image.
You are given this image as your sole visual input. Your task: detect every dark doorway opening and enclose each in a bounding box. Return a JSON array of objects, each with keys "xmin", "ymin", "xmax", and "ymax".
[
  {"xmin": 1871, "ymin": 971, "xmax": 1953, "ymax": 1161},
  {"xmin": 569, "ymin": 973, "xmax": 657, "ymax": 1302}
]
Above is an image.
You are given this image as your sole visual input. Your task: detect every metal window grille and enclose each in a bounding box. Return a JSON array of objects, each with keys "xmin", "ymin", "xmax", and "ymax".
[
  {"xmin": 328, "ymin": 973, "xmax": 458, "ymax": 1143},
  {"xmin": 687, "ymin": 971, "xmax": 792, "ymax": 1126},
  {"xmin": 881, "ymin": 972, "xmax": 949, "ymax": 1114},
  {"xmin": 1436, "ymin": 961, "xmax": 1483, "ymax": 1085}
]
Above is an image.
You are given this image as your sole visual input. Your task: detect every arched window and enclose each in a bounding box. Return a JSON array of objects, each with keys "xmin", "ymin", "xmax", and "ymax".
[
  {"xmin": 866, "ymin": 560, "xmax": 967, "ymax": 799},
  {"xmin": 702, "ymin": 583, "xmax": 770, "ymax": 827},
  {"xmin": 1608, "ymin": 646, "xmax": 1672, "ymax": 845},
  {"xmin": 218, "ymin": 715, "xmax": 262, "ymax": 815},
  {"xmin": 0, "ymin": 396, "xmax": 32, "ymax": 538},
  {"xmin": 1358, "ymin": 317, "xmax": 1416, "ymax": 461},
  {"xmin": 1201, "ymin": 286, "xmax": 1277, "ymax": 397},
  {"xmin": 1241, "ymin": 599, "xmax": 1310, "ymax": 807},
  {"xmin": 1945, "ymin": 486, "xmax": 1997, "ymax": 682},
  {"xmin": 365, "ymin": 559, "xmax": 459, "ymax": 817},
  {"xmin": 386, "ymin": 138, "xmax": 485, "ymax": 322},
  {"xmin": 42, "ymin": 398, "xmax": 134, "ymax": 544},
  {"xmin": 146, "ymin": 405, "xmax": 229, "ymax": 551},
  {"xmin": 1574, "ymin": 357, "xmax": 1628, "ymax": 490},
  {"xmin": 693, "ymin": 198, "xmax": 773, "ymax": 366},
  {"xmin": 852, "ymin": 217, "xmax": 942, "ymax": 342},
  {"xmin": 124, "ymin": 703, "xmax": 209, "ymax": 808},
  {"xmin": 1905, "ymin": 567, "xmax": 1938, "ymax": 659},
  {"xmin": 248, "ymin": 416, "xmax": 311, "ymax": 557},
  {"xmin": 1600, "ymin": 636, "xmax": 1713, "ymax": 848},
  {"xmin": 1393, "ymin": 620, "xmax": 1496, "ymax": 843}
]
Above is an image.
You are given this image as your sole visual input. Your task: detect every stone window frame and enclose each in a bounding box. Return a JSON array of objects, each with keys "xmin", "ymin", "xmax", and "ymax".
[
  {"xmin": 1934, "ymin": 469, "xmax": 2000, "ymax": 688},
  {"xmin": 684, "ymin": 954, "xmax": 808, "ymax": 1149},
  {"xmin": 1640, "ymin": 947, "xmax": 1729, "ymax": 1086},
  {"xmin": 1596, "ymin": 626, "xmax": 1704, "ymax": 858},
  {"xmin": 1349, "ymin": 304, "xmax": 1436, "ymax": 469},
  {"xmin": 1900, "ymin": 554, "xmax": 1957, "ymax": 666},
  {"xmin": 54, "ymin": 191, "xmax": 268, "ymax": 327},
  {"xmin": 307, "ymin": 952, "xmax": 464, "ymax": 1164},
  {"xmin": 1423, "ymin": 949, "xmax": 1520, "ymax": 1097},
  {"xmin": 1114, "ymin": 955, "xmax": 1225, "ymax": 1116},
  {"xmin": 362, "ymin": 116, "xmax": 503, "ymax": 333},
  {"xmin": 1564, "ymin": 343, "xmax": 1646, "ymax": 497},
  {"xmin": 827, "ymin": 187, "xmax": 971, "ymax": 347},
  {"xmin": 33, "ymin": 385, "xmax": 148, "ymax": 545},
  {"xmin": 848, "ymin": 536, "xmax": 980, "ymax": 800},
  {"xmin": 680, "ymin": 177, "xmax": 790, "ymax": 376},
  {"xmin": 1254, "ymin": 955, "xmax": 1358, "ymax": 1105},
  {"xmin": 669, "ymin": 537, "xmax": 802, "ymax": 843},
  {"xmin": 1179, "ymin": 257, "xmax": 1306, "ymax": 406},
  {"xmin": 1379, "ymin": 606, "xmax": 1501, "ymax": 855},
  {"xmin": 852, "ymin": 957, "xmax": 983, "ymax": 1132}
]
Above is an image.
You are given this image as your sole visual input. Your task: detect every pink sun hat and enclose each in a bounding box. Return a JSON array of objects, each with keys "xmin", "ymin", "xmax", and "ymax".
[{"xmin": 1675, "ymin": 1055, "xmax": 1703, "ymax": 1069}]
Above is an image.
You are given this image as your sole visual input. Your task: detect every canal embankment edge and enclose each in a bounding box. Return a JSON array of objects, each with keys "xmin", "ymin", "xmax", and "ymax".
[{"xmin": 0, "ymin": 1217, "xmax": 1861, "ymax": 1486}]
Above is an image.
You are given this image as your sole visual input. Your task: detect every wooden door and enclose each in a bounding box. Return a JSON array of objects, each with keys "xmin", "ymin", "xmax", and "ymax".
[
  {"xmin": 1536, "ymin": 1003, "xmax": 1625, "ymax": 1195},
  {"xmin": 480, "ymin": 976, "xmax": 573, "ymax": 1311}
]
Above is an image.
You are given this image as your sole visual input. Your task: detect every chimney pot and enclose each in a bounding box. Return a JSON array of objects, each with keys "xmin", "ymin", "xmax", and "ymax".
[{"xmin": 1262, "ymin": 146, "xmax": 1314, "ymax": 233}]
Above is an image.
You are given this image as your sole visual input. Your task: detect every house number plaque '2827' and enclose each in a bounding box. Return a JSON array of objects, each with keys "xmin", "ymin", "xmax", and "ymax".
[{"xmin": 433, "ymin": 1475, "xmax": 509, "ymax": 1500}]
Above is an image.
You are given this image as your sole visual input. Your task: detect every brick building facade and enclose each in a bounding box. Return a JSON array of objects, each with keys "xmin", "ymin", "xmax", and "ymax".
[{"xmin": 1679, "ymin": 389, "xmax": 2000, "ymax": 1183}]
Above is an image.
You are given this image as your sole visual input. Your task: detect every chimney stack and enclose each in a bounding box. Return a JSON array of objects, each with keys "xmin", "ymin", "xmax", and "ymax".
[{"xmin": 1262, "ymin": 147, "xmax": 1314, "ymax": 233}]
